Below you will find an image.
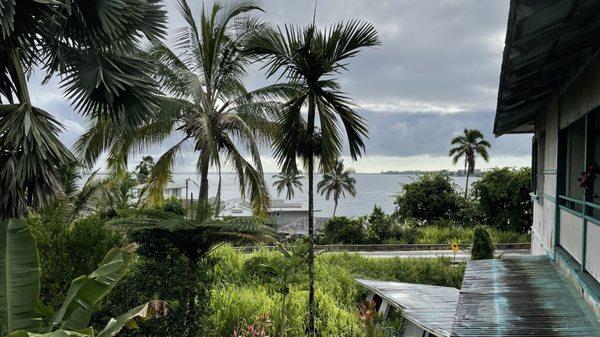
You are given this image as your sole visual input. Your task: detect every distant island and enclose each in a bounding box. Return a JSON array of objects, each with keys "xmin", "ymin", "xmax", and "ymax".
[{"xmin": 381, "ymin": 169, "xmax": 484, "ymax": 177}]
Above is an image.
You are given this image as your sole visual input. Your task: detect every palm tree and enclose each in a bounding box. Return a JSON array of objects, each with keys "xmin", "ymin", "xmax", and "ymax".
[
  {"xmin": 75, "ymin": 0, "xmax": 275, "ymax": 216},
  {"xmin": 273, "ymin": 170, "xmax": 304, "ymax": 200},
  {"xmin": 318, "ymin": 161, "xmax": 357, "ymax": 217},
  {"xmin": 449, "ymin": 128, "xmax": 491, "ymax": 197},
  {"xmin": 135, "ymin": 156, "xmax": 155, "ymax": 185},
  {"xmin": 246, "ymin": 20, "xmax": 380, "ymax": 333},
  {"xmin": 0, "ymin": 1, "xmax": 167, "ymax": 220}
]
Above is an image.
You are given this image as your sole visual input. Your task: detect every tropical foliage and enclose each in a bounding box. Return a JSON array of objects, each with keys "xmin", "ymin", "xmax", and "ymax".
[
  {"xmin": 394, "ymin": 172, "xmax": 462, "ymax": 222},
  {"xmin": 448, "ymin": 128, "xmax": 491, "ymax": 196},
  {"xmin": 272, "ymin": 170, "xmax": 304, "ymax": 200},
  {"xmin": 246, "ymin": 18, "xmax": 380, "ymax": 331},
  {"xmin": 318, "ymin": 161, "xmax": 357, "ymax": 216},
  {"xmin": 108, "ymin": 208, "xmax": 275, "ymax": 337},
  {"xmin": 0, "ymin": 0, "xmax": 167, "ymax": 219},
  {"xmin": 471, "ymin": 167, "xmax": 532, "ymax": 233},
  {"xmin": 0, "ymin": 219, "xmax": 166, "ymax": 337}
]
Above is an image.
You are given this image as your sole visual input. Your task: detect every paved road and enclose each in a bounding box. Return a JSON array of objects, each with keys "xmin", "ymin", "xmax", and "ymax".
[{"xmin": 355, "ymin": 249, "xmax": 530, "ymax": 260}]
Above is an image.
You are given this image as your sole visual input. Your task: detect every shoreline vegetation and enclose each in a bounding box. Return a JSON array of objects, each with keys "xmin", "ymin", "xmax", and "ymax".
[{"xmin": 381, "ymin": 169, "xmax": 483, "ymax": 177}]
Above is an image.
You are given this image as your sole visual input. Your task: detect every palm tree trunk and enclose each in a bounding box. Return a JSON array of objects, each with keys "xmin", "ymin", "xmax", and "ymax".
[
  {"xmin": 464, "ymin": 158, "xmax": 469, "ymax": 198},
  {"xmin": 198, "ymin": 158, "xmax": 210, "ymax": 220},
  {"xmin": 306, "ymin": 94, "xmax": 316, "ymax": 336},
  {"xmin": 333, "ymin": 199, "xmax": 338, "ymax": 217}
]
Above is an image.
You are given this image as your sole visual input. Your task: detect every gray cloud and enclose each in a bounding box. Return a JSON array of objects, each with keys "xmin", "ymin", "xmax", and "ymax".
[{"xmin": 27, "ymin": 0, "xmax": 531, "ymax": 171}]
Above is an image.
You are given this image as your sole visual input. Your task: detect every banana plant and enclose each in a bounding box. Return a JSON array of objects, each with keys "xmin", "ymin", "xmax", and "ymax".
[{"xmin": 0, "ymin": 219, "xmax": 167, "ymax": 337}]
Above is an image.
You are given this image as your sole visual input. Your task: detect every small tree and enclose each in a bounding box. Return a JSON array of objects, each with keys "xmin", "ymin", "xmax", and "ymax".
[
  {"xmin": 471, "ymin": 226, "xmax": 494, "ymax": 260},
  {"xmin": 394, "ymin": 173, "xmax": 461, "ymax": 222},
  {"xmin": 471, "ymin": 167, "xmax": 532, "ymax": 233},
  {"xmin": 367, "ymin": 206, "xmax": 394, "ymax": 243}
]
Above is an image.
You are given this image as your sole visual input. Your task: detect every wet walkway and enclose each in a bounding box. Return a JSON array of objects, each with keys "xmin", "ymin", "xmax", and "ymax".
[{"xmin": 451, "ymin": 256, "xmax": 600, "ymax": 336}]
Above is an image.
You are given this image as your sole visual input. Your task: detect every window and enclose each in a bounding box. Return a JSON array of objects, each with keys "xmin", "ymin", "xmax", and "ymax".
[
  {"xmin": 532, "ymin": 133, "xmax": 545, "ymax": 199},
  {"xmin": 564, "ymin": 118, "xmax": 586, "ymax": 212}
]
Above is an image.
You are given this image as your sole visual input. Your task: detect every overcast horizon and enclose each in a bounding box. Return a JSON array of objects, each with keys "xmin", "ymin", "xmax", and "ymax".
[{"xmin": 29, "ymin": 0, "xmax": 532, "ymax": 174}]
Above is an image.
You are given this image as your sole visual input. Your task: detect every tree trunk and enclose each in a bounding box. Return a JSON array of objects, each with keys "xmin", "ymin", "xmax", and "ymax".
[
  {"xmin": 280, "ymin": 293, "xmax": 287, "ymax": 337},
  {"xmin": 464, "ymin": 157, "xmax": 469, "ymax": 198},
  {"xmin": 198, "ymin": 159, "xmax": 210, "ymax": 220},
  {"xmin": 186, "ymin": 258, "xmax": 199, "ymax": 337},
  {"xmin": 306, "ymin": 94, "xmax": 316, "ymax": 336},
  {"xmin": 333, "ymin": 199, "xmax": 338, "ymax": 217},
  {"xmin": 465, "ymin": 171, "xmax": 470, "ymax": 198}
]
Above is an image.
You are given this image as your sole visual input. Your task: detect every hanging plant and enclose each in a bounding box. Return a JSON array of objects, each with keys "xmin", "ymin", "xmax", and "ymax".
[{"xmin": 578, "ymin": 162, "xmax": 600, "ymax": 190}]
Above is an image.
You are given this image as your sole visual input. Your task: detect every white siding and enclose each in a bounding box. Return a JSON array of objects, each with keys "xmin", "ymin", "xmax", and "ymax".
[
  {"xmin": 586, "ymin": 224, "xmax": 600, "ymax": 281},
  {"xmin": 560, "ymin": 209, "xmax": 584, "ymax": 263}
]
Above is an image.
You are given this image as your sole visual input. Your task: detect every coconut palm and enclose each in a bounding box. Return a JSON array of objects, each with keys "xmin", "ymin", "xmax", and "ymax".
[
  {"xmin": 246, "ymin": 20, "xmax": 380, "ymax": 333},
  {"xmin": 318, "ymin": 161, "xmax": 357, "ymax": 217},
  {"xmin": 273, "ymin": 170, "xmax": 304, "ymax": 200},
  {"xmin": 75, "ymin": 0, "xmax": 275, "ymax": 216},
  {"xmin": 449, "ymin": 128, "xmax": 491, "ymax": 196},
  {"xmin": 0, "ymin": 1, "xmax": 166, "ymax": 220}
]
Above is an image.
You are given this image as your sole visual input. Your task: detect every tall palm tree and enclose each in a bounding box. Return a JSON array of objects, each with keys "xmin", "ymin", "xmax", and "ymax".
[
  {"xmin": 76, "ymin": 0, "xmax": 275, "ymax": 216},
  {"xmin": 0, "ymin": 1, "xmax": 167, "ymax": 220},
  {"xmin": 318, "ymin": 161, "xmax": 357, "ymax": 217},
  {"xmin": 246, "ymin": 20, "xmax": 380, "ymax": 333},
  {"xmin": 449, "ymin": 128, "xmax": 491, "ymax": 197},
  {"xmin": 273, "ymin": 170, "xmax": 304, "ymax": 200}
]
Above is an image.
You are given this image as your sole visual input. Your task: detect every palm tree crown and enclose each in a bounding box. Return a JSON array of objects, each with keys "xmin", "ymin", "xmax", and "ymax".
[
  {"xmin": 317, "ymin": 160, "xmax": 357, "ymax": 216},
  {"xmin": 0, "ymin": 1, "xmax": 167, "ymax": 220},
  {"xmin": 76, "ymin": 0, "xmax": 275, "ymax": 216},
  {"xmin": 272, "ymin": 170, "xmax": 304, "ymax": 200},
  {"xmin": 448, "ymin": 128, "xmax": 491, "ymax": 196}
]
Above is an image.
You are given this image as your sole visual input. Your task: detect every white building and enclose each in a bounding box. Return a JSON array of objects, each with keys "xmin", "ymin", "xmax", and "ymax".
[
  {"xmin": 221, "ymin": 198, "xmax": 324, "ymax": 233},
  {"xmin": 131, "ymin": 182, "xmax": 186, "ymax": 200}
]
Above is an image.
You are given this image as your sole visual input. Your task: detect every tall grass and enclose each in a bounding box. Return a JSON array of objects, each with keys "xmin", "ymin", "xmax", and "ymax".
[
  {"xmin": 414, "ymin": 225, "xmax": 529, "ymax": 245},
  {"xmin": 207, "ymin": 245, "xmax": 465, "ymax": 336}
]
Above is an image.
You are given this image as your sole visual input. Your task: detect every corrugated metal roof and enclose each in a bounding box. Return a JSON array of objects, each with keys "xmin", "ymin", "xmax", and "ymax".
[
  {"xmin": 495, "ymin": 0, "xmax": 600, "ymax": 135},
  {"xmin": 451, "ymin": 256, "xmax": 600, "ymax": 336},
  {"xmin": 356, "ymin": 279, "xmax": 459, "ymax": 337}
]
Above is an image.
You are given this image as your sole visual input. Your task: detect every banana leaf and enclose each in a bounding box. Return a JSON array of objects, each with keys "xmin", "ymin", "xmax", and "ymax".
[
  {"xmin": 0, "ymin": 219, "xmax": 42, "ymax": 335},
  {"xmin": 97, "ymin": 300, "xmax": 168, "ymax": 337},
  {"xmin": 9, "ymin": 328, "xmax": 94, "ymax": 337},
  {"xmin": 48, "ymin": 244, "xmax": 137, "ymax": 332}
]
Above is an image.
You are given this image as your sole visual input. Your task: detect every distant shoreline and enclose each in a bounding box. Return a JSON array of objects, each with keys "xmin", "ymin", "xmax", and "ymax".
[{"xmin": 381, "ymin": 170, "xmax": 483, "ymax": 177}]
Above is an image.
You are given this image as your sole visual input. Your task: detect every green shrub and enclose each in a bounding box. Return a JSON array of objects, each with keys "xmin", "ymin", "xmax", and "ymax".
[
  {"xmin": 393, "ymin": 173, "xmax": 462, "ymax": 222},
  {"xmin": 471, "ymin": 226, "xmax": 494, "ymax": 260},
  {"xmin": 323, "ymin": 216, "xmax": 365, "ymax": 244},
  {"xmin": 471, "ymin": 167, "xmax": 532, "ymax": 233},
  {"xmin": 162, "ymin": 196, "xmax": 185, "ymax": 215},
  {"xmin": 367, "ymin": 205, "xmax": 395, "ymax": 243},
  {"xmin": 29, "ymin": 205, "xmax": 125, "ymax": 309}
]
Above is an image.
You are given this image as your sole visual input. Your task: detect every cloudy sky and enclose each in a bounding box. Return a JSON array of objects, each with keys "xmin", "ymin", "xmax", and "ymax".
[{"xmin": 30, "ymin": 0, "xmax": 532, "ymax": 173}]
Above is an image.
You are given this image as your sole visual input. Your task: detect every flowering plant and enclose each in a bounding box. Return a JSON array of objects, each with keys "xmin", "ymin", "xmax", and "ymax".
[{"xmin": 578, "ymin": 163, "xmax": 600, "ymax": 190}]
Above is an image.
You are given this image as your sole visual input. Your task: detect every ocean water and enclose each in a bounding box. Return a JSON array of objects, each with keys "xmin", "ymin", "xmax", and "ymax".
[{"xmin": 166, "ymin": 173, "xmax": 477, "ymax": 217}]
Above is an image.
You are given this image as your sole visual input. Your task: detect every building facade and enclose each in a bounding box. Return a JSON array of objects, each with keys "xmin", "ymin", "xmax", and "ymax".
[{"xmin": 494, "ymin": 0, "xmax": 600, "ymax": 318}]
